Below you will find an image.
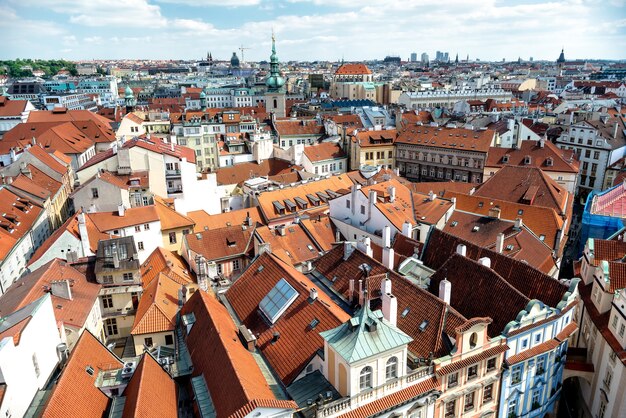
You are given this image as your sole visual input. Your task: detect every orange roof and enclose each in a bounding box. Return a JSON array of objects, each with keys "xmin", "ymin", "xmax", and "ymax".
[
  {"xmin": 181, "ymin": 291, "xmax": 298, "ymax": 418},
  {"xmin": 351, "ymin": 129, "xmax": 397, "ymax": 147},
  {"xmin": 302, "ymin": 142, "xmax": 346, "ymax": 163},
  {"xmin": 255, "ymin": 224, "xmax": 321, "ymax": 266},
  {"xmin": 335, "ymin": 63, "xmax": 372, "ymax": 75},
  {"xmin": 185, "ymin": 225, "xmax": 254, "ymax": 262},
  {"xmin": 87, "ymin": 205, "xmax": 159, "ymax": 232},
  {"xmin": 0, "ymin": 97, "xmax": 29, "ymax": 117},
  {"xmin": 27, "ymin": 145, "xmax": 70, "ymax": 175},
  {"xmin": 188, "ymin": 207, "xmax": 263, "ymax": 231},
  {"xmin": 121, "ymin": 354, "xmax": 177, "ymax": 418},
  {"xmin": 215, "ymin": 158, "xmax": 300, "ymax": 186},
  {"xmin": 0, "ymin": 189, "xmax": 44, "ymax": 261},
  {"xmin": 360, "ymin": 179, "xmax": 420, "ymax": 230},
  {"xmin": 42, "ymin": 331, "xmax": 122, "ymax": 418},
  {"xmin": 131, "ymin": 274, "xmax": 180, "ymax": 335},
  {"xmin": 94, "ymin": 170, "xmax": 149, "ymax": 190},
  {"xmin": 226, "ymin": 253, "xmax": 350, "ymax": 384},
  {"xmin": 396, "ymin": 126, "xmax": 495, "ymax": 153},
  {"xmin": 273, "ymin": 119, "xmax": 325, "ymax": 137},
  {"xmin": 0, "ymin": 259, "xmax": 101, "ymax": 329},
  {"xmin": 326, "ymin": 114, "xmax": 364, "ymax": 129},
  {"xmin": 0, "ymin": 315, "xmax": 31, "ymax": 345},
  {"xmin": 300, "ymin": 215, "xmax": 336, "ymax": 252},
  {"xmin": 154, "ymin": 197, "xmax": 194, "ymax": 231},
  {"xmin": 140, "ymin": 247, "xmax": 195, "ymax": 287}
]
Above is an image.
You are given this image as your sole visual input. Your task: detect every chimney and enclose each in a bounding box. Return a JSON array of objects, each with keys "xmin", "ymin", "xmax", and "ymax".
[
  {"xmin": 309, "ymin": 288, "xmax": 318, "ymax": 301},
  {"xmin": 343, "ymin": 241, "xmax": 356, "ymax": 260},
  {"xmin": 359, "ymin": 236, "xmax": 373, "ymax": 258},
  {"xmin": 402, "ymin": 221, "xmax": 412, "ymax": 238},
  {"xmin": 428, "ymin": 190, "xmax": 435, "ymax": 201},
  {"xmin": 382, "ymin": 291, "xmax": 398, "ymax": 327},
  {"xmin": 258, "ymin": 242, "xmax": 272, "ymax": 255},
  {"xmin": 488, "ymin": 207, "xmax": 501, "ymax": 219},
  {"xmin": 349, "ymin": 279, "xmax": 355, "ymax": 303},
  {"xmin": 383, "ymin": 247, "xmax": 395, "ymax": 270},
  {"xmin": 496, "ymin": 233, "xmax": 505, "ymax": 254},
  {"xmin": 514, "ymin": 217, "xmax": 523, "ymax": 230},
  {"xmin": 245, "ymin": 211, "xmax": 252, "ymax": 226},
  {"xmin": 66, "ymin": 251, "xmax": 78, "ymax": 263},
  {"xmin": 50, "ymin": 280, "xmax": 73, "ymax": 301},
  {"xmin": 615, "ymin": 122, "xmax": 620, "ymax": 140},
  {"xmin": 478, "ymin": 257, "xmax": 491, "ymax": 268},
  {"xmin": 456, "ymin": 244, "xmax": 467, "ymax": 257},
  {"xmin": 118, "ymin": 204, "xmax": 125, "ymax": 217},
  {"xmin": 539, "ymin": 136, "xmax": 545, "ymax": 148},
  {"xmin": 358, "ymin": 279, "xmax": 364, "ymax": 306},
  {"xmin": 368, "ymin": 189, "xmax": 377, "ymax": 212},
  {"xmin": 277, "ymin": 225, "xmax": 286, "ymax": 236},
  {"xmin": 77, "ymin": 213, "xmax": 91, "ymax": 256},
  {"xmin": 238, "ymin": 325, "xmax": 257, "ymax": 351},
  {"xmin": 439, "ymin": 278, "xmax": 451, "ymax": 304},
  {"xmin": 382, "ymin": 225, "xmax": 391, "ymax": 248},
  {"xmin": 388, "ymin": 186, "xmax": 396, "ymax": 203},
  {"xmin": 113, "ymin": 252, "xmax": 120, "ymax": 269}
]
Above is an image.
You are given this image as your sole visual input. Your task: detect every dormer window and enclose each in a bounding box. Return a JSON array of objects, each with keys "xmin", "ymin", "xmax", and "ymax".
[
  {"xmin": 546, "ymin": 157, "xmax": 554, "ymax": 167},
  {"xmin": 502, "ymin": 154, "xmax": 510, "ymax": 163},
  {"xmin": 359, "ymin": 366, "xmax": 373, "ymax": 391},
  {"xmin": 524, "ymin": 155, "xmax": 532, "ymax": 165}
]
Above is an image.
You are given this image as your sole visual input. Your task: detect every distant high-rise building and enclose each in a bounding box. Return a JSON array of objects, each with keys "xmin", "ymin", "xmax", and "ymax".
[
  {"xmin": 443, "ymin": 52, "xmax": 449, "ymax": 62},
  {"xmin": 435, "ymin": 51, "xmax": 443, "ymax": 61},
  {"xmin": 421, "ymin": 53, "xmax": 429, "ymax": 64},
  {"xmin": 410, "ymin": 52, "xmax": 417, "ymax": 62}
]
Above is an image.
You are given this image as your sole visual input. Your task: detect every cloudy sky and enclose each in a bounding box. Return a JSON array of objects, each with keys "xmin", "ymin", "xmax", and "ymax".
[{"xmin": 1, "ymin": 0, "xmax": 624, "ymax": 62}]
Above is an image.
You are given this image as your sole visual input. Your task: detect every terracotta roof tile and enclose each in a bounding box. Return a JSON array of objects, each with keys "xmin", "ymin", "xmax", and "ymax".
[
  {"xmin": 436, "ymin": 343, "xmax": 509, "ymax": 376},
  {"xmin": 42, "ymin": 331, "xmax": 122, "ymax": 417},
  {"xmin": 131, "ymin": 274, "xmax": 180, "ymax": 335},
  {"xmin": 0, "ymin": 97, "xmax": 29, "ymax": 117},
  {"xmin": 351, "ymin": 129, "xmax": 397, "ymax": 147},
  {"xmin": 188, "ymin": 207, "xmax": 263, "ymax": 231},
  {"xmin": 140, "ymin": 247, "xmax": 195, "ymax": 287},
  {"xmin": 185, "ymin": 225, "xmax": 254, "ymax": 262},
  {"xmin": 273, "ymin": 119, "xmax": 325, "ymax": 137},
  {"xmin": 303, "ymin": 142, "xmax": 346, "ymax": 163},
  {"xmin": 396, "ymin": 126, "xmax": 495, "ymax": 153},
  {"xmin": 181, "ymin": 291, "xmax": 298, "ymax": 417},
  {"xmin": 335, "ymin": 63, "xmax": 372, "ymax": 75},
  {"xmin": 215, "ymin": 158, "xmax": 300, "ymax": 186},
  {"xmin": 255, "ymin": 224, "xmax": 321, "ymax": 267},
  {"xmin": 485, "ymin": 140, "xmax": 578, "ymax": 173},
  {"xmin": 226, "ymin": 253, "xmax": 350, "ymax": 384},
  {"xmin": 87, "ymin": 205, "xmax": 159, "ymax": 232},
  {"xmin": 121, "ymin": 354, "xmax": 177, "ymax": 418},
  {"xmin": 154, "ymin": 197, "xmax": 194, "ymax": 231}
]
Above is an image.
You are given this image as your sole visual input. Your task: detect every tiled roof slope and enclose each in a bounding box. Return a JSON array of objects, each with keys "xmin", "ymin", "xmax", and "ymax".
[
  {"xmin": 428, "ymin": 253, "xmax": 530, "ymax": 337},
  {"xmin": 255, "ymin": 224, "xmax": 321, "ymax": 266},
  {"xmin": 0, "ymin": 259, "xmax": 100, "ymax": 328},
  {"xmin": 188, "ymin": 207, "xmax": 263, "ymax": 231},
  {"xmin": 121, "ymin": 354, "xmax": 177, "ymax": 418},
  {"xmin": 131, "ymin": 274, "xmax": 180, "ymax": 335},
  {"xmin": 185, "ymin": 225, "xmax": 254, "ymax": 261},
  {"xmin": 226, "ymin": 253, "xmax": 350, "ymax": 384},
  {"xmin": 591, "ymin": 238, "xmax": 626, "ymax": 266},
  {"xmin": 590, "ymin": 181, "xmax": 626, "ymax": 217},
  {"xmin": 473, "ymin": 165, "xmax": 569, "ymax": 214},
  {"xmin": 42, "ymin": 331, "xmax": 122, "ymax": 418},
  {"xmin": 181, "ymin": 290, "xmax": 298, "ymax": 417},
  {"xmin": 303, "ymin": 142, "xmax": 346, "ymax": 162},
  {"xmin": 215, "ymin": 158, "xmax": 300, "ymax": 186},
  {"xmin": 273, "ymin": 119, "xmax": 325, "ymax": 137},
  {"xmin": 335, "ymin": 63, "xmax": 372, "ymax": 75},
  {"xmin": 140, "ymin": 247, "xmax": 195, "ymax": 287},
  {"xmin": 485, "ymin": 140, "xmax": 578, "ymax": 173},
  {"xmin": 0, "ymin": 97, "xmax": 29, "ymax": 116},
  {"xmin": 395, "ymin": 126, "xmax": 495, "ymax": 153},
  {"xmin": 314, "ymin": 244, "xmax": 467, "ymax": 359},
  {"xmin": 422, "ymin": 229, "xmax": 568, "ymax": 308}
]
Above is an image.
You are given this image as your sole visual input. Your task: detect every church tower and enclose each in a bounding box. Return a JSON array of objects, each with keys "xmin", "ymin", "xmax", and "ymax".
[
  {"xmin": 557, "ymin": 48, "xmax": 565, "ymax": 75},
  {"xmin": 124, "ymin": 85, "xmax": 135, "ymax": 114},
  {"xmin": 264, "ymin": 33, "xmax": 286, "ymax": 118}
]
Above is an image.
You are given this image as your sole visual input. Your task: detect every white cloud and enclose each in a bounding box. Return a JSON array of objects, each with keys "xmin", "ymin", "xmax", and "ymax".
[{"xmin": 156, "ymin": 0, "xmax": 261, "ymax": 5}]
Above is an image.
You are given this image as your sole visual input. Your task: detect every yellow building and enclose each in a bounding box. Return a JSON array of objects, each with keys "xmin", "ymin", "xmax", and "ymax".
[
  {"xmin": 348, "ymin": 128, "xmax": 397, "ymax": 170},
  {"xmin": 154, "ymin": 197, "xmax": 195, "ymax": 253}
]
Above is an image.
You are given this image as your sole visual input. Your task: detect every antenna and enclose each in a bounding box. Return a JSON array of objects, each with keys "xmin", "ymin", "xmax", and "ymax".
[{"xmin": 239, "ymin": 44, "xmax": 251, "ymax": 63}]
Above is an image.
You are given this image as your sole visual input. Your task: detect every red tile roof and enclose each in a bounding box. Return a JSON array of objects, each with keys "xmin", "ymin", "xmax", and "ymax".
[
  {"xmin": 335, "ymin": 63, "xmax": 372, "ymax": 75},
  {"xmin": 181, "ymin": 291, "xmax": 298, "ymax": 417},
  {"xmin": 396, "ymin": 126, "xmax": 495, "ymax": 153},
  {"xmin": 303, "ymin": 142, "xmax": 346, "ymax": 163},
  {"xmin": 140, "ymin": 247, "xmax": 195, "ymax": 287},
  {"xmin": 351, "ymin": 129, "xmax": 397, "ymax": 147},
  {"xmin": 187, "ymin": 207, "xmax": 263, "ymax": 231},
  {"xmin": 215, "ymin": 158, "xmax": 300, "ymax": 186},
  {"xmin": 273, "ymin": 119, "xmax": 325, "ymax": 137},
  {"xmin": 436, "ymin": 343, "xmax": 508, "ymax": 376},
  {"xmin": 0, "ymin": 97, "xmax": 29, "ymax": 117},
  {"xmin": 87, "ymin": 205, "xmax": 159, "ymax": 232},
  {"xmin": 185, "ymin": 225, "xmax": 254, "ymax": 262},
  {"xmin": 131, "ymin": 274, "xmax": 180, "ymax": 335},
  {"xmin": 226, "ymin": 253, "xmax": 350, "ymax": 384},
  {"xmin": 485, "ymin": 140, "xmax": 578, "ymax": 174},
  {"xmin": 42, "ymin": 331, "xmax": 122, "ymax": 418},
  {"xmin": 121, "ymin": 354, "xmax": 177, "ymax": 418}
]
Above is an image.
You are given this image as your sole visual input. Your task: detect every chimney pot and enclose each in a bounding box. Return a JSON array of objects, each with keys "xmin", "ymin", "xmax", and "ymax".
[
  {"xmin": 496, "ymin": 233, "xmax": 505, "ymax": 253},
  {"xmin": 439, "ymin": 278, "xmax": 451, "ymax": 304}
]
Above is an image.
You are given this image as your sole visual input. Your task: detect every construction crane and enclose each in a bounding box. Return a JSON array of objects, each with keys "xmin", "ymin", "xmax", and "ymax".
[{"xmin": 239, "ymin": 45, "xmax": 251, "ymax": 64}]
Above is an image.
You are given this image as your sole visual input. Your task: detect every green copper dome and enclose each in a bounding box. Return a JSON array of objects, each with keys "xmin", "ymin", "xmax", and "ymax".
[
  {"xmin": 265, "ymin": 34, "xmax": 285, "ymax": 92},
  {"xmin": 199, "ymin": 90, "xmax": 206, "ymax": 99},
  {"xmin": 124, "ymin": 85, "xmax": 134, "ymax": 99}
]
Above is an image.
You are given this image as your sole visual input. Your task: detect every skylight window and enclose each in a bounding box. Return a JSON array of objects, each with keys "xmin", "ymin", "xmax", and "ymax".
[
  {"xmin": 539, "ymin": 235, "xmax": 546, "ymax": 241},
  {"xmin": 506, "ymin": 244, "xmax": 514, "ymax": 251},
  {"xmin": 259, "ymin": 278, "xmax": 299, "ymax": 324},
  {"xmin": 450, "ymin": 221, "xmax": 458, "ymax": 227},
  {"xmin": 472, "ymin": 226, "xmax": 480, "ymax": 232},
  {"xmin": 401, "ymin": 307, "xmax": 410, "ymax": 318}
]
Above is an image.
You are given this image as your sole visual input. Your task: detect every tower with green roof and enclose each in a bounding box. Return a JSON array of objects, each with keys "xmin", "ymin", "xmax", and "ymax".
[
  {"xmin": 265, "ymin": 33, "xmax": 286, "ymax": 118},
  {"xmin": 124, "ymin": 85, "xmax": 135, "ymax": 113}
]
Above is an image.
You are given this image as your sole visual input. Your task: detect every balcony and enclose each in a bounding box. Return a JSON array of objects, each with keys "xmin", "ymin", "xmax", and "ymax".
[
  {"xmin": 102, "ymin": 307, "xmax": 136, "ymax": 319},
  {"xmin": 166, "ymin": 169, "xmax": 181, "ymax": 178},
  {"xmin": 318, "ymin": 365, "xmax": 433, "ymax": 417},
  {"xmin": 167, "ymin": 185, "xmax": 183, "ymax": 195}
]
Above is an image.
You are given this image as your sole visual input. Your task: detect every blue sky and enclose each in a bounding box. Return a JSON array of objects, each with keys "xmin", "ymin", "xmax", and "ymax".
[{"xmin": 1, "ymin": 0, "xmax": 624, "ymax": 61}]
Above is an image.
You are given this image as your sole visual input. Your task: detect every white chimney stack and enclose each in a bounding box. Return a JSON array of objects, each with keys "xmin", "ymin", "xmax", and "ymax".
[
  {"xmin": 514, "ymin": 218, "xmax": 523, "ymax": 230},
  {"xmin": 478, "ymin": 257, "xmax": 491, "ymax": 268},
  {"xmin": 456, "ymin": 244, "xmax": 467, "ymax": 257},
  {"xmin": 388, "ymin": 186, "xmax": 396, "ymax": 203},
  {"xmin": 382, "ymin": 292, "xmax": 398, "ymax": 327},
  {"xmin": 118, "ymin": 204, "xmax": 125, "ymax": 217},
  {"xmin": 363, "ymin": 237, "xmax": 373, "ymax": 258},
  {"xmin": 439, "ymin": 278, "xmax": 451, "ymax": 304},
  {"xmin": 343, "ymin": 241, "xmax": 356, "ymax": 260},
  {"xmin": 402, "ymin": 221, "xmax": 412, "ymax": 238},
  {"xmin": 383, "ymin": 247, "xmax": 395, "ymax": 270},
  {"xmin": 496, "ymin": 233, "xmax": 505, "ymax": 254},
  {"xmin": 309, "ymin": 288, "xmax": 318, "ymax": 301},
  {"xmin": 383, "ymin": 225, "xmax": 391, "ymax": 248}
]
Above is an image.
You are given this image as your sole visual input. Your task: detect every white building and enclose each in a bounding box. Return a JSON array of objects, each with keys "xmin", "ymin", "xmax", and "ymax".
[{"xmin": 398, "ymin": 88, "xmax": 512, "ymax": 110}]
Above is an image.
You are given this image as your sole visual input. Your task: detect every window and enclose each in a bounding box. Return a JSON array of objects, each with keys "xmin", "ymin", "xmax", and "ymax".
[
  {"xmin": 360, "ymin": 205, "xmax": 366, "ymax": 215},
  {"xmin": 346, "ymin": 200, "xmax": 351, "ymax": 209},
  {"xmin": 487, "ymin": 357, "xmax": 496, "ymax": 371},
  {"xmin": 604, "ymin": 369, "xmax": 613, "ymax": 389},
  {"xmin": 532, "ymin": 390, "xmax": 540, "ymax": 409},
  {"xmin": 105, "ymin": 318, "xmax": 118, "ymax": 336},
  {"xmin": 135, "ymin": 225, "xmax": 141, "ymax": 232},
  {"xmin": 467, "ymin": 364, "xmax": 478, "ymax": 380},
  {"xmin": 464, "ymin": 391, "xmax": 475, "ymax": 412},
  {"xmin": 91, "ymin": 188, "xmax": 99, "ymax": 198},
  {"xmin": 144, "ymin": 223, "xmax": 150, "ymax": 230},
  {"xmin": 448, "ymin": 372, "xmax": 458, "ymax": 388},
  {"xmin": 102, "ymin": 275, "xmax": 113, "ymax": 285},
  {"xmin": 123, "ymin": 273, "xmax": 134, "ymax": 281},
  {"xmin": 169, "ymin": 232, "xmax": 177, "ymax": 244},
  {"xmin": 138, "ymin": 242, "xmax": 144, "ymax": 250},
  {"xmin": 537, "ymin": 356, "xmax": 545, "ymax": 374},
  {"xmin": 599, "ymin": 401, "xmax": 606, "ymax": 418},
  {"xmin": 620, "ymin": 324, "xmax": 625, "ymax": 337},
  {"xmin": 216, "ymin": 263, "xmax": 223, "ymax": 275},
  {"xmin": 521, "ymin": 339, "xmax": 529, "ymax": 349},
  {"xmin": 144, "ymin": 337, "xmax": 153, "ymax": 347},
  {"xmin": 508, "ymin": 398, "xmax": 517, "ymax": 416},
  {"xmin": 165, "ymin": 334, "xmax": 174, "ymax": 345},
  {"xmin": 511, "ymin": 365, "xmax": 522, "ymax": 384},
  {"xmin": 535, "ymin": 333, "xmax": 542, "ymax": 344},
  {"xmin": 233, "ymin": 259, "xmax": 240, "ymax": 271},
  {"xmin": 359, "ymin": 366, "xmax": 373, "ymax": 390},
  {"xmin": 388, "ymin": 150, "xmax": 393, "ymax": 158},
  {"xmin": 483, "ymin": 383, "xmax": 493, "ymax": 403},
  {"xmin": 386, "ymin": 357, "xmax": 398, "ymax": 380},
  {"xmin": 469, "ymin": 332, "xmax": 477, "ymax": 348},
  {"xmin": 445, "ymin": 400, "xmax": 456, "ymax": 418},
  {"xmin": 102, "ymin": 294, "xmax": 113, "ymax": 309}
]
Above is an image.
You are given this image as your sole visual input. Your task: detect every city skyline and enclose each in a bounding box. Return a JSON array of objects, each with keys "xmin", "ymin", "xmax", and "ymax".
[{"xmin": 1, "ymin": 0, "xmax": 625, "ymax": 62}]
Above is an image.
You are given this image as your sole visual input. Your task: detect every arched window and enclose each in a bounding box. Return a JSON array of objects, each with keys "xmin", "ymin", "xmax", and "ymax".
[
  {"xmin": 386, "ymin": 357, "xmax": 398, "ymax": 380},
  {"xmin": 469, "ymin": 332, "xmax": 478, "ymax": 349},
  {"xmin": 359, "ymin": 366, "xmax": 373, "ymax": 390}
]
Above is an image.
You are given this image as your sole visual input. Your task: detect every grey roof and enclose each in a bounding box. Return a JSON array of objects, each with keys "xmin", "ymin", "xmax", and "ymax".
[
  {"xmin": 286, "ymin": 371, "xmax": 341, "ymax": 417},
  {"xmin": 320, "ymin": 305, "xmax": 413, "ymax": 363}
]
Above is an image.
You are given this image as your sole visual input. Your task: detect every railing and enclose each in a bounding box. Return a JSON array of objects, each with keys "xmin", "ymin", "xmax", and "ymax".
[
  {"xmin": 102, "ymin": 307, "xmax": 136, "ymax": 318},
  {"xmin": 166, "ymin": 169, "xmax": 181, "ymax": 177},
  {"xmin": 318, "ymin": 365, "xmax": 433, "ymax": 417}
]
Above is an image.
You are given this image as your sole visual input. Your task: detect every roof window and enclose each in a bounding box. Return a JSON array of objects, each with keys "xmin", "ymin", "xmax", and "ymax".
[{"xmin": 259, "ymin": 278, "xmax": 299, "ymax": 324}]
